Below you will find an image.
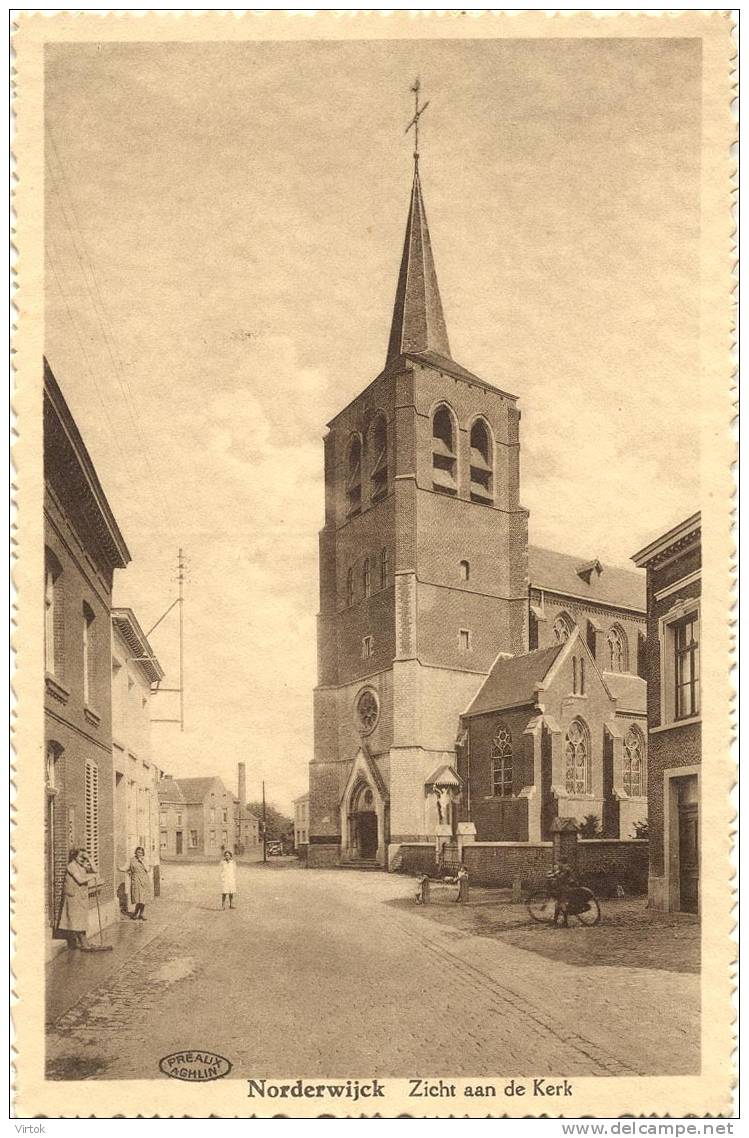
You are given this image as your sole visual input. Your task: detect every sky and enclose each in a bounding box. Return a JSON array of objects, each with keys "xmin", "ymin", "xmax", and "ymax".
[{"xmin": 44, "ymin": 36, "xmax": 702, "ymax": 814}]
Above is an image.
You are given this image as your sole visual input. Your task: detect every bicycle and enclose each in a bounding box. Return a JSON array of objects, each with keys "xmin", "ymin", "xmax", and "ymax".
[{"xmin": 526, "ymin": 885, "xmax": 601, "ymax": 927}]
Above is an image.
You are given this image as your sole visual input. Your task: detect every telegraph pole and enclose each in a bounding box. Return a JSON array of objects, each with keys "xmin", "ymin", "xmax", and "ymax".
[{"xmin": 262, "ymin": 781, "xmax": 267, "ymax": 864}]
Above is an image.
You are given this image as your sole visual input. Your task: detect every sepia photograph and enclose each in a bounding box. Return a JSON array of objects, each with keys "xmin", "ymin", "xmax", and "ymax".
[{"xmin": 12, "ymin": 10, "xmax": 734, "ymax": 1120}]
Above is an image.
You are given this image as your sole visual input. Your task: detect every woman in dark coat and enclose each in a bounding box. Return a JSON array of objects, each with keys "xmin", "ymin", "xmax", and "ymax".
[{"xmin": 127, "ymin": 847, "xmax": 152, "ymax": 921}]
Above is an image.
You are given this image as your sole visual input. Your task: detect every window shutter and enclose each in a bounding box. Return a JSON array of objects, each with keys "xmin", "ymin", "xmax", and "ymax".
[{"xmin": 85, "ymin": 760, "xmax": 100, "ymax": 870}]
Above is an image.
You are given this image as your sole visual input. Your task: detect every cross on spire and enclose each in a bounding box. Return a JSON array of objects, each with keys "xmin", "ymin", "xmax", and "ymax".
[{"xmin": 405, "ymin": 77, "xmax": 430, "ymax": 164}]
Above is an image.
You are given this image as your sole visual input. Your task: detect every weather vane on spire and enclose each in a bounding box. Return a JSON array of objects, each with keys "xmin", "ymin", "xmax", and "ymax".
[{"xmin": 405, "ymin": 77, "xmax": 430, "ymax": 164}]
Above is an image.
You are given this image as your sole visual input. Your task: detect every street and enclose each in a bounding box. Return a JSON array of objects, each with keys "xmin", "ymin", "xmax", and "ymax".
[{"xmin": 46, "ymin": 862, "xmax": 700, "ymax": 1081}]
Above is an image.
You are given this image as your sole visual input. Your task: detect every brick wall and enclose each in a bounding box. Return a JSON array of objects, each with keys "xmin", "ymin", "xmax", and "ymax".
[{"xmin": 398, "ymin": 838, "xmax": 648, "ymax": 893}]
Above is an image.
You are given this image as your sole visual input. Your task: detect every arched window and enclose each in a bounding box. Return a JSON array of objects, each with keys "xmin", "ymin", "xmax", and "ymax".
[
  {"xmin": 346, "ymin": 435, "xmax": 362, "ymax": 517},
  {"xmin": 432, "ymin": 405, "xmax": 457, "ymax": 495},
  {"xmin": 469, "ymin": 418, "xmax": 493, "ymax": 504},
  {"xmin": 44, "ymin": 549, "xmax": 64, "ymax": 677},
  {"xmin": 379, "ymin": 547, "xmax": 389, "ymax": 590},
  {"xmin": 572, "ymin": 657, "xmax": 578, "ymax": 694},
  {"xmin": 370, "ymin": 415, "xmax": 388, "ymax": 502},
  {"xmin": 564, "ymin": 718, "xmax": 591, "ymax": 795},
  {"xmin": 82, "ymin": 602, "xmax": 96, "ymax": 707},
  {"xmin": 607, "ymin": 625, "xmax": 628, "ymax": 672},
  {"xmin": 346, "ymin": 567, "xmax": 354, "ymax": 607},
  {"xmin": 623, "ymin": 725, "xmax": 646, "ymax": 797},
  {"xmin": 553, "ymin": 613, "xmax": 574, "ymax": 643},
  {"xmin": 459, "ymin": 560, "xmax": 470, "ymax": 582},
  {"xmin": 363, "ymin": 558, "xmax": 371, "ymax": 598},
  {"xmin": 491, "ymin": 722, "xmax": 513, "ymax": 797},
  {"xmin": 580, "ymin": 657, "xmax": 586, "ymax": 695}
]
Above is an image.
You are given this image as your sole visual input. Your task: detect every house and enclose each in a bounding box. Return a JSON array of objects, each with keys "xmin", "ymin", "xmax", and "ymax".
[
  {"xmin": 157, "ymin": 776, "xmax": 187, "ymax": 857},
  {"xmin": 111, "ymin": 608, "xmax": 164, "ymax": 907},
  {"xmin": 632, "ymin": 513, "xmax": 701, "ymax": 913},
  {"xmin": 170, "ymin": 776, "xmax": 237, "ymax": 859},
  {"xmin": 294, "ymin": 793, "xmax": 309, "ymax": 854},
  {"xmin": 44, "ymin": 359, "xmax": 131, "ymax": 938}
]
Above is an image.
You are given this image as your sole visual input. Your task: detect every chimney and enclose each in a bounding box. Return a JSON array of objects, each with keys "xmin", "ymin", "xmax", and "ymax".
[{"xmin": 238, "ymin": 762, "xmax": 247, "ymax": 810}]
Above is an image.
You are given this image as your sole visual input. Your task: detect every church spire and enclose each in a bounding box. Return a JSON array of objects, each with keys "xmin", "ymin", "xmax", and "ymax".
[{"xmin": 385, "ymin": 81, "xmax": 452, "ymax": 367}]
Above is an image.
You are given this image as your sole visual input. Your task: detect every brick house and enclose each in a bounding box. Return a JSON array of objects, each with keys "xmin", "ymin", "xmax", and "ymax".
[
  {"xmin": 111, "ymin": 608, "xmax": 164, "ymax": 906},
  {"xmin": 44, "ymin": 359, "xmax": 131, "ymax": 938},
  {"xmin": 308, "ymin": 160, "xmax": 648, "ymax": 867},
  {"xmin": 157, "ymin": 776, "xmax": 186, "ymax": 857},
  {"xmin": 632, "ymin": 513, "xmax": 701, "ymax": 913},
  {"xmin": 165, "ymin": 776, "xmax": 237, "ymax": 859}
]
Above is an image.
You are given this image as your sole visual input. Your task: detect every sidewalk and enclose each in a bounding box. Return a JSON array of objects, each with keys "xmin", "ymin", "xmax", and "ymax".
[{"xmin": 46, "ymin": 895, "xmax": 187, "ymax": 1026}]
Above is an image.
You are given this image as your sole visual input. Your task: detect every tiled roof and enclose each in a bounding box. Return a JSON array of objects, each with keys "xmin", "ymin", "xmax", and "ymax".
[
  {"xmin": 602, "ymin": 672, "xmax": 647, "ymax": 713},
  {"xmin": 157, "ymin": 777, "xmax": 185, "ymax": 804},
  {"xmin": 176, "ymin": 776, "xmax": 225, "ymax": 803},
  {"xmin": 464, "ymin": 644, "xmax": 565, "ymax": 717},
  {"xmin": 529, "ymin": 545, "xmax": 646, "ymax": 612}
]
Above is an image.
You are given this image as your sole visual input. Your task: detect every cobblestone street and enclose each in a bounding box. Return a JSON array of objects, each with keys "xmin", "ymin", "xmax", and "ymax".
[{"xmin": 46, "ymin": 863, "xmax": 700, "ymax": 1081}]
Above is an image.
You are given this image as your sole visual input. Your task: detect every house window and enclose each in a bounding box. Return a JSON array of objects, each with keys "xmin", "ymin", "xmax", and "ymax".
[
  {"xmin": 84, "ymin": 759, "xmax": 100, "ymax": 870},
  {"xmin": 209, "ymin": 808, "xmax": 215, "ymax": 823},
  {"xmin": 432, "ymin": 405, "xmax": 457, "ymax": 495},
  {"xmin": 82, "ymin": 602, "xmax": 96, "ymax": 706},
  {"xmin": 160, "ymin": 831, "xmax": 167, "ymax": 849},
  {"xmin": 370, "ymin": 414, "xmax": 388, "ymax": 501},
  {"xmin": 459, "ymin": 560, "xmax": 470, "ymax": 582},
  {"xmin": 346, "ymin": 567, "xmax": 354, "ymax": 607},
  {"xmin": 623, "ymin": 725, "xmax": 646, "ymax": 797},
  {"xmin": 380, "ymin": 547, "xmax": 389, "ymax": 590},
  {"xmin": 491, "ymin": 723, "xmax": 513, "ymax": 797},
  {"xmin": 159, "ymin": 811, "xmax": 166, "ymax": 827},
  {"xmin": 44, "ymin": 549, "xmax": 64, "ymax": 677},
  {"xmin": 363, "ymin": 558, "xmax": 371, "ymax": 598},
  {"xmin": 346, "ymin": 434, "xmax": 362, "ymax": 517},
  {"xmin": 469, "ymin": 418, "xmax": 493, "ymax": 503},
  {"xmin": 553, "ymin": 613, "xmax": 574, "ymax": 643},
  {"xmin": 176, "ymin": 813, "xmax": 182, "ymax": 826},
  {"xmin": 222, "ymin": 830, "xmax": 228, "ymax": 847},
  {"xmin": 190, "ymin": 830, "xmax": 198, "ymax": 848},
  {"xmin": 223, "ymin": 809, "xmax": 228, "ymax": 823},
  {"xmin": 361, "ymin": 635, "xmax": 374, "ymax": 659},
  {"xmin": 459, "ymin": 629, "xmax": 471, "ymax": 653},
  {"xmin": 209, "ymin": 830, "xmax": 216, "ymax": 848},
  {"xmin": 564, "ymin": 719, "xmax": 591, "ymax": 795},
  {"xmin": 674, "ymin": 612, "xmax": 699, "ymax": 720},
  {"xmin": 607, "ymin": 625, "xmax": 628, "ymax": 672}
]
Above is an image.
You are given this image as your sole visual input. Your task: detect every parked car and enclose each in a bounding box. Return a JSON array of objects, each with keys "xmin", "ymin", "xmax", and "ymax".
[{"xmin": 266, "ymin": 840, "xmax": 283, "ymax": 857}]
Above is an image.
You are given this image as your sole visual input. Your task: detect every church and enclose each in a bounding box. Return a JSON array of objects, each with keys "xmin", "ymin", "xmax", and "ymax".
[{"xmin": 308, "ymin": 133, "xmax": 647, "ymax": 870}]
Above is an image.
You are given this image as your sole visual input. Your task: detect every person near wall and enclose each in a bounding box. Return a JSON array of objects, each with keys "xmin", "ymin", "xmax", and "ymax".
[
  {"xmin": 124, "ymin": 846, "xmax": 152, "ymax": 921},
  {"xmin": 56, "ymin": 849, "xmax": 99, "ymax": 951},
  {"xmin": 220, "ymin": 850, "xmax": 237, "ymax": 909}
]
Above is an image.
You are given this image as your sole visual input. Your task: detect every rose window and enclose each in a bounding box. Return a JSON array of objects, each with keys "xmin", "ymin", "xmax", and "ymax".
[{"xmin": 356, "ymin": 689, "xmax": 379, "ymax": 734}]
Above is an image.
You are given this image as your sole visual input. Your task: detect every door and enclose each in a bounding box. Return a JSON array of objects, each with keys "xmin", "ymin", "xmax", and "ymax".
[
  {"xmin": 176, "ymin": 831, "xmax": 183, "ymax": 855},
  {"xmin": 358, "ymin": 812, "xmax": 378, "ymax": 859},
  {"xmin": 678, "ymin": 803, "xmax": 699, "ymax": 913}
]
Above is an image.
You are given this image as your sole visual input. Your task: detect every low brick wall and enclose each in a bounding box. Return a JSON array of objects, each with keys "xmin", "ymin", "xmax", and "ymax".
[
  {"xmin": 397, "ymin": 838, "xmax": 649, "ymax": 894},
  {"xmin": 578, "ymin": 839, "xmax": 649, "ymax": 896}
]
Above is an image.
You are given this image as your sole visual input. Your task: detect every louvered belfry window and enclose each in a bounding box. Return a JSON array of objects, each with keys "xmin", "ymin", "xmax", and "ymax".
[{"xmin": 85, "ymin": 759, "xmax": 100, "ymax": 871}]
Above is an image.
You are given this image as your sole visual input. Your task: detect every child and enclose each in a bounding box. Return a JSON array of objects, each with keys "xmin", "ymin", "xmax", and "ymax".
[
  {"xmin": 220, "ymin": 849, "xmax": 237, "ymax": 909},
  {"xmin": 454, "ymin": 864, "xmax": 469, "ymax": 903},
  {"xmin": 415, "ymin": 874, "xmax": 431, "ymax": 905}
]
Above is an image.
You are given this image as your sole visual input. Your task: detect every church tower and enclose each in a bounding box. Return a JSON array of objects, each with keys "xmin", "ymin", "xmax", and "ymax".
[{"xmin": 309, "ymin": 98, "xmax": 529, "ymax": 867}]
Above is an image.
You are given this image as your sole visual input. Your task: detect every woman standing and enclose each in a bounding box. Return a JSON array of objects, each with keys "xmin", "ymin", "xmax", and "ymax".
[
  {"xmin": 127, "ymin": 846, "xmax": 152, "ymax": 921},
  {"xmin": 220, "ymin": 850, "xmax": 237, "ymax": 909},
  {"xmin": 57, "ymin": 848, "xmax": 94, "ymax": 950}
]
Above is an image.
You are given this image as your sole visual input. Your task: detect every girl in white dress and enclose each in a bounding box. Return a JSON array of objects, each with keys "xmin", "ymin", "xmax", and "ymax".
[{"xmin": 220, "ymin": 850, "xmax": 237, "ymax": 909}]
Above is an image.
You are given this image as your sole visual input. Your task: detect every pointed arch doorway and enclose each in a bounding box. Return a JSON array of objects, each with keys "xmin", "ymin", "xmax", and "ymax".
[{"xmin": 340, "ymin": 746, "xmax": 388, "ymax": 866}]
